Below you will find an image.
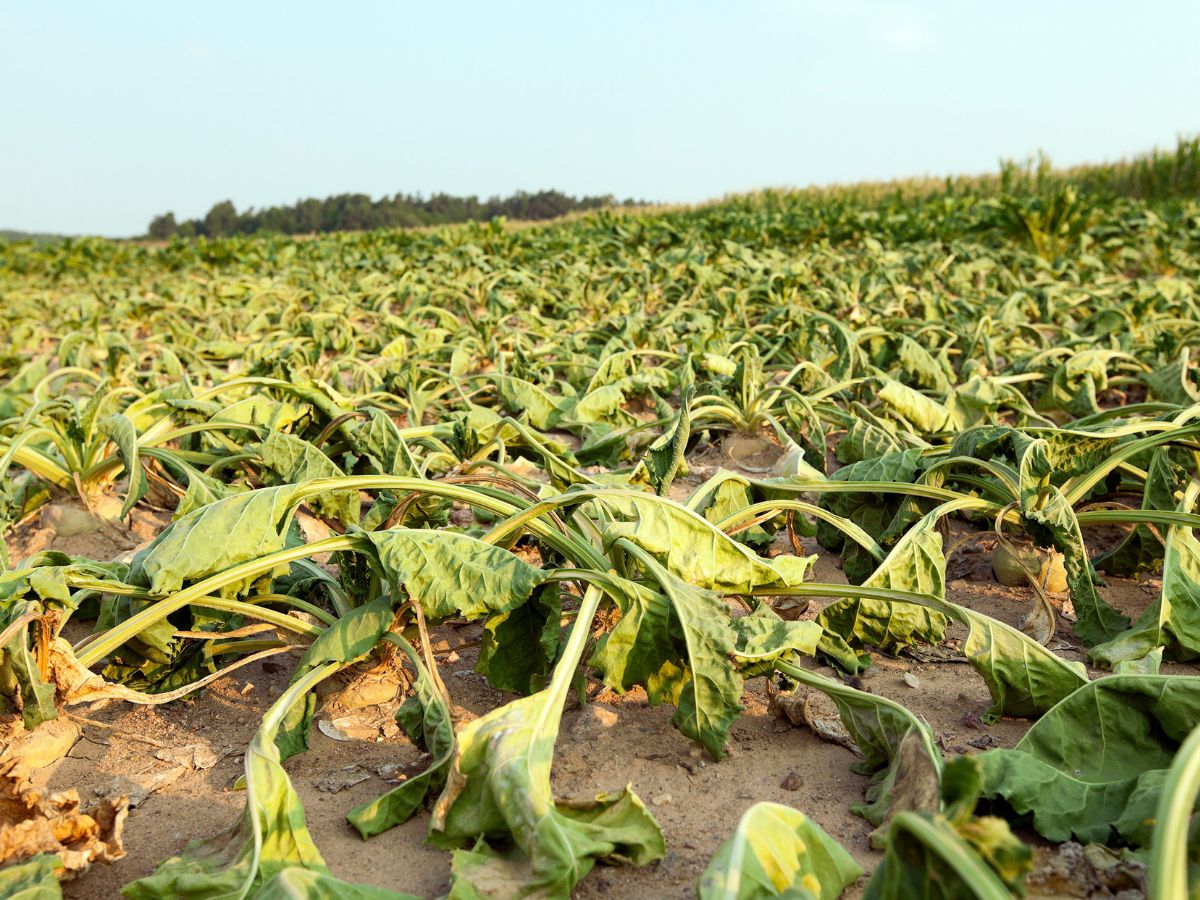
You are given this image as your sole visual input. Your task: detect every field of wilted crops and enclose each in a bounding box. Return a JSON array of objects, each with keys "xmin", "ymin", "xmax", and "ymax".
[{"xmin": 2, "ymin": 171, "xmax": 1200, "ymax": 898}]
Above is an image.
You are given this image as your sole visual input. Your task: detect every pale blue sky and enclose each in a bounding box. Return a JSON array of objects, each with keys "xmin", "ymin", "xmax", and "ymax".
[{"xmin": 3, "ymin": 1, "xmax": 1197, "ymax": 237}]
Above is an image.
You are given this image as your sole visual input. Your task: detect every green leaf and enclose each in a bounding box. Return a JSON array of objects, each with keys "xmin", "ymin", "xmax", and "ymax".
[
  {"xmin": 1091, "ymin": 483, "xmax": 1200, "ymax": 669},
  {"xmin": 99, "ymin": 413, "xmax": 148, "ymax": 519},
  {"xmin": 430, "ymin": 587, "xmax": 664, "ymax": 897},
  {"xmin": 276, "ymin": 597, "xmax": 396, "ymax": 761},
  {"xmin": 256, "ymin": 431, "xmax": 359, "ymax": 525},
  {"xmin": 977, "ymin": 674, "xmax": 1200, "ymax": 846},
  {"xmin": 698, "ymin": 803, "xmax": 863, "ymax": 900},
  {"xmin": 771, "ymin": 661, "xmax": 942, "ymax": 832},
  {"xmin": 123, "ymin": 662, "xmax": 385, "ymax": 899},
  {"xmin": 817, "ymin": 507, "xmax": 948, "ymax": 655},
  {"xmin": 629, "ymin": 384, "xmax": 693, "ymax": 496},
  {"xmin": 129, "ymin": 485, "xmax": 303, "ymax": 598},
  {"xmin": 355, "ymin": 527, "xmax": 545, "ymax": 621},
  {"xmin": 595, "ymin": 490, "xmax": 815, "ymax": 594},
  {"xmin": 0, "ymin": 854, "xmax": 63, "ymax": 900},
  {"xmin": 476, "ymin": 583, "xmax": 562, "ymax": 694},
  {"xmin": 348, "ymin": 634, "xmax": 455, "ymax": 838}
]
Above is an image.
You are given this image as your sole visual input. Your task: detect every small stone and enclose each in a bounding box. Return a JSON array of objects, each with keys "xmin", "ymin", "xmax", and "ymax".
[
  {"xmin": 780, "ymin": 770, "xmax": 804, "ymax": 791},
  {"xmin": 93, "ymin": 782, "xmax": 145, "ymax": 811},
  {"xmin": 315, "ymin": 765, "xmax": 373, "ymax": 793},
  {"xmin": 651, "ymin": 793, "xmax": 673, "ymax": 807},
  {"xmin": 241, "ymin": 682, "xmax": 254, "ymax": 695},
  {"xmin": 374, "ymin": 763, "xmax": 408, "ymax": 783},
  {"xmin": 573, "ymin": 704, "xmax": 619, "ymax": 735},
  {"xmin": 68, "ymin": 737, "xmax": 107, "ymax": 762},
  {"xmin": 903, "ymin": 672, "xmax": 921, "ymax": 689},
  {"xmin": 94, "ymin": 770, "xmax": 185, "ymax": 809},
  {"xmin": 155, "ymin": 743, "xmax": 219, "ymax": 770},
  {"xmin": 445, "ymin": 651, "xmax": 461, "ymax": 664}
]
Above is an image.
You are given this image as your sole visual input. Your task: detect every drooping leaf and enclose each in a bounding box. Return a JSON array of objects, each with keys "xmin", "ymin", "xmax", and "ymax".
[
  {"xmin": 878, "ymin": 378, "xmax": 957, "ymax": 433},
  {"xmin": 1092, "ymin": 448, "xmax": 1187, "ymax": 576},
  {"xmin": 629, "ymin": 384, "xmax": 693, "ymax": 496},
  {"xmin": 817, "ymin": 507, "xmax": 948, "ymax": 656},
  {"xmin": 1090, "ymin": 484, "xmax": 1200, "ymax": 669},
  {"xmin": 475, "ymin": 583, "xmax": 562, "ymax": 695},
  {"xmin": 689, "ymin": 470, "xmax": 778, "ymax": 548},
  {"xmin": 951, "ymin": 600, "xmax": 1089, "ymax": 723},
  {"xmin": 815, "ymin": 448, "xmax": 927, "ymax": 584},
  {"xmin": 491, "ymin": 375, "xmax": 569, "ymax": 430},
  {"xmin": 729, "ymin": 603, "xmax": 822, "ymax": 678},
  {"xmin": 431, "ymin": 587, "xmax": 664, "ymax": 897},
  {"xmin": 1148, "ymin": 720, "xmax": 1200, "ymax": 900},
  {"xmin": 172, "ymin": 462, "xmax": 247, "ymax": 520},
  {"xmin": 99, "ymin": 413, "xmax": 148, "ymax": 520},
  {"xmin": 594, "ymin": 490, "xmax": 815, "ymax": 594},
  {"xmin": 623, "ymin": 546, "xmax": 744, "ymax": 758},
  {"xmin": 254, "ymin": 867, "xmax": 418, "ymax": 900},
  {"xmin": 698, "ymin": 803, "xmax": 863, "ymax": 900},
  {"xmin": 0, "ymin": 853, "xmax": 64, "ymax": 899},
  {"xmin": 129, "ymin": 485, "xmax": 303, "ymax": 598},
  {"xmin": 123, "ymin": 662, "xmax": 398, "ymax": 900},
  {"xmin": 355, "ymin": 527, "xmax": 545, "ymax": 621},
  {"xmin": 275, "ymin": 597, "xmax": 396, "ymax": 761},
  {"xmin": 864, "ymin": 757, "xmax": 1031, "ymax": 900},
  {"xmin": 348, "ymin": 634, "xmax": 455, "ymax": 838},
  {"xmin": 347, "ymin": 408, "xmax": 422, "ymax": 477},
  {"xmin": 771, "ymin": 661, "xmax": 942, "ymax": 832},
  {"xmin": 255, "ymin": 431, "xmax": 359, "ymax": 525},
  {"xmin": 0, "ymin": 600, "xmax": 58, "ymax": 729},
  {"xmin": 1017, "ymin": 437, "xmax": 1129, "ymax": 645},
  {"xmin": 977, "ymin": 674, "xmax": 1200, "ymax": 847}
]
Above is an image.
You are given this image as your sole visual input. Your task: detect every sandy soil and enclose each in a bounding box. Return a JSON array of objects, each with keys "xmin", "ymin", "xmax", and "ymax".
[{"xmin": 4, "ymin": 462, "xmax": 1187, "ymax": 899}]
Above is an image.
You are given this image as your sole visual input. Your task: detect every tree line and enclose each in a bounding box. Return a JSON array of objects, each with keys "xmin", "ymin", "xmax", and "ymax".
[{"xmin": 146, "ymin": 189, "xmax": 643, "ymax": 239}]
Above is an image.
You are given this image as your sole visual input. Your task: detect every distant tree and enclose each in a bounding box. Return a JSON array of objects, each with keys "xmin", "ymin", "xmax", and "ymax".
[
  {"xmin": 147, "ymin": 212, "xmax": 177, "ymax": 240},
  {"xmin": 158, "ymin": 189, "xmax": 647, "ymax": 239},
  {"xmin": 203, "ymin": 200, "xmax": 238, "ymax": 238}
]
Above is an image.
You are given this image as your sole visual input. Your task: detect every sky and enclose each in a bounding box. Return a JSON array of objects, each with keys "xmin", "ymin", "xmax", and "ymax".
[{"xmin": 3, "ymin": 1, "xmax": 1198, "ymax": 237}]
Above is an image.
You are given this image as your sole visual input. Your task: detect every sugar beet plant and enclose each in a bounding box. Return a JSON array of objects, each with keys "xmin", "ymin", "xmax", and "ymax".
[{"xmin": 2, "ymin": 168, "xmax": 1200, "ymax": 897}]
